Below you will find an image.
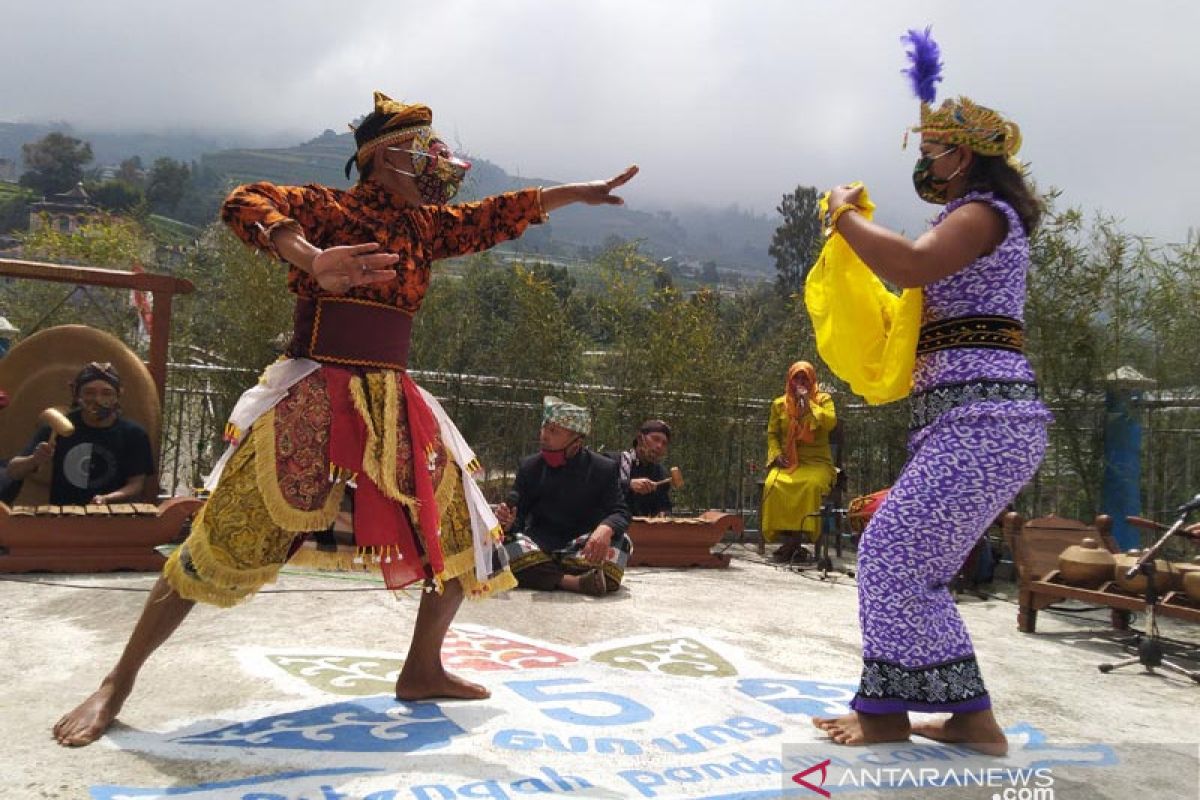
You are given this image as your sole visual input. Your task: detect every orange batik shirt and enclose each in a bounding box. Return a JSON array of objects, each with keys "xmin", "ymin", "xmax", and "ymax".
[{"xmin": 221, "ymin": 180, "xmax": 547, "ymax": 310}]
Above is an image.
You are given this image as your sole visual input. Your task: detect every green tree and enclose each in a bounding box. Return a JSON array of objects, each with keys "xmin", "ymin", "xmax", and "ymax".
[
  {"xmin": 91, "ymin": 180, "xmax": 145, "ymax": 214},
  {"xmin": 0, "ymin": 189, "xmax": 33, "ymax": 234},
  {"xmin": 19, "ymin": 132, "xmax": 94, "ymax": 196},
  {"xmin": 2, "ymin": 215, "xmax": 155, "ymax": 348},
  {"xmin": 117, "ymin": 156, "xmax": 145, "ymax": 188},
  {"xmin": 769, "ymin": 184, "xmax": 822, "ymax": 296},
  {"xmin": 145, "ymin": 158, "xmax": 191, "ymax": 214}
]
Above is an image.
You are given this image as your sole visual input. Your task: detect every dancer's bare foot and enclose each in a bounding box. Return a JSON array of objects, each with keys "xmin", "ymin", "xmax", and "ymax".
[
  {"xmin": 53, "ymin": 679, "xmax": 129, "ymax": 747},
  {"xmin": 811, "ymin": 713, "xmax": 855, "ymax": 733},
  {"xmin": 813, "ymin": 711, "xmax": 911, "ymax": 746},
  {"xmin": 395, "ymin": 669, "xmax": 490, "ymax": 702},
  {"xmin": 911, "ymin": 711, "xmax": 1008, "ymax": 756}
]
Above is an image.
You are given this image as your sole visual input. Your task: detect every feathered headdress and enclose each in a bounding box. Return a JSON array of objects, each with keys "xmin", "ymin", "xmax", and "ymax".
[
  {"xmin": 902, "ymin": 26, "xmax": 943, "ymax": 106},
  {"xmin": 902, "ymin": 26, "xmax": 1022, "ymax": 163}
]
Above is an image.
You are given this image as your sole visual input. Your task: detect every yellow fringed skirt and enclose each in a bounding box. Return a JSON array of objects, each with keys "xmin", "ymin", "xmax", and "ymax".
[{"xmin": 165, "ymin": 405, "xmax": 516, "ymax": 607}]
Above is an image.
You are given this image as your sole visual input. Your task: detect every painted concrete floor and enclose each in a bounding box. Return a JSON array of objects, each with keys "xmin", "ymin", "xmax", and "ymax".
[{"xmin": 3, "ymin": 550, "xmax": 1198, "ymax": 799}]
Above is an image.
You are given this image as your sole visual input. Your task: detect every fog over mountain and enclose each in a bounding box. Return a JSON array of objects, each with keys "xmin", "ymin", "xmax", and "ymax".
[{"xmin": 4, "ymin": 1, "xmax": 1199, "ymax": 245}]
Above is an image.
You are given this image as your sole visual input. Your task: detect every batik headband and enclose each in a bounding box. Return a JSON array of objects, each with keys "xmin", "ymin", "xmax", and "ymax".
[
  {"xmin": 73, "ymin": 361, "xmax": 121, "ymax": 393},
  {"xmin": 542, "ymin": 396, "xmax": 591, "ymax": 436}
]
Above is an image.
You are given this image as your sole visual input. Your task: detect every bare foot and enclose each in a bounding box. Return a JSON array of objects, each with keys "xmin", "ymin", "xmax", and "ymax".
[
  {"xmin": 395, "ymin": 670, "xmax": 490, "ymax": 702},
  {"xmin": 911, "ymin": 711, "xmax": 1008, "ymax": 756},
  {"xmin": 53, "ymin": 679, "xmax": 129, "ymax": 747},
  {"xmin": 814, "ymin": 711, "xmax": 911, "ymax": 746},
  {"xmin": 812, "ymin": 713, "xmax": 855, "ymax": 733}
]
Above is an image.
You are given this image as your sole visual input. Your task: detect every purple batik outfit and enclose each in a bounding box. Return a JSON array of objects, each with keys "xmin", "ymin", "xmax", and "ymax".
[{"xmin": 850, "ymin": 192, "xmax": 1052, "ymax": 715}]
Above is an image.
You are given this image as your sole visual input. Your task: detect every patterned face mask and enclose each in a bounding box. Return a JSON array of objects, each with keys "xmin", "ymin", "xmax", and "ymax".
[
  {"xmin": 911, "ymin": 147, "xmax": 962, "ymax": 205},
  {"xmin": 388, "ymin": 130, "xmax": 471, "ymax": 204}
]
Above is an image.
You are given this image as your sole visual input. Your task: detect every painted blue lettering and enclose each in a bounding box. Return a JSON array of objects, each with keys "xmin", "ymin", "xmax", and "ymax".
[
  {"xmin": 594, "ymin": 736, "xmax": 642, "ymax": 755},
  {"xmin": 728, "ymin": 752, "xmax": 772, "ymax": 775},
  {"xmin": 617, "ymin": 769, "xmax": 667, "ymax": 798},
  {"xmin": 505, "ymin": 678, "xmax": 653, "ymax": 726},
  {"xmin": 906, "ymin": 745, "xmax": 956, "ymax": 761},
  {"xmin": 410, "ymin": 784, "xmax": 456, "ymax": 800},
  {"xmin": 694, "ymin": 724, "xmax": 751, "ymax": 745},
  {"xmin": 723, "ymin": 716, "xmax": 783, "ymax": 738},
  {"xmin": 458, "ymin": 778, "xmax": 509, "ymax": 799},
  {"xmin": 700, "ymin": 763, "xmax": 738, "ymax": 779},
  {"xmin": 735, "ymin": 678, "xmax": 855, "ymax": 717},
  {"xmin": 508, "ymin": 776, "xmax": 551, "ymax": 794},
  {"xmin": 663, "ymin": 766, "xmax": 704, "ymax": 783},
  {"xmin": 542, "ymin": 733, "xmax": 589, "ymax": 753},
  {"xmin": 651, "ymin": 733, "xmax": 705, "ymax": 754},
  {"xmin": 492, "ymin": 729, "xmax": 542, "ymax": 751},
  {"xmin": 539, "ymin": 767, "xmax": 590, "ymax": 792},
  {"xmin": 861, "ymin": 752, "xmax": 902, "ymax": 767}
]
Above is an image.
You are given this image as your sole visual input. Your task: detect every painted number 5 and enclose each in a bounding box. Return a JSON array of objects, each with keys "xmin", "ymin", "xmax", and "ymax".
[{"xmin": 505, "ymin": 678, "xmax": 653, "ymax": 726}]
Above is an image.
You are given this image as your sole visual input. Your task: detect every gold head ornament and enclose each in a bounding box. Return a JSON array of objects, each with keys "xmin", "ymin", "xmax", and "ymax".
[
  {"xmin": 911, "ymin": 96, "xmax": 1024, "ymax": 170},
  {"xmin": 346, "ymin": 91, "xmax": 436, "ymax": 177}
]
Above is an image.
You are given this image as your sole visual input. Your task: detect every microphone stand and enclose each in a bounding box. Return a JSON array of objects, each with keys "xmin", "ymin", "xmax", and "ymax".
[{"xmin": 1098, "ymin": 508, "xmax": 1200, "ymax": 681}]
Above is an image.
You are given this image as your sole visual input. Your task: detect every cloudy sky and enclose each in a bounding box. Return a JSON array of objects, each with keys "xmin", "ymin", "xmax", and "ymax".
[{"xmin": 3, "ymin": 1, "xmax": 1197, "ymax": 241}]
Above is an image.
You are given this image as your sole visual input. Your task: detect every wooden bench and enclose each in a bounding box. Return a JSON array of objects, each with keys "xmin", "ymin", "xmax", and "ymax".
[
  {"xmin": 0, "ymin": 497, "xmax": 202, "ymax": 573},
  {"xmin": 1005, "ymin": 512, "xmax": 1200, "ymax": 633}
]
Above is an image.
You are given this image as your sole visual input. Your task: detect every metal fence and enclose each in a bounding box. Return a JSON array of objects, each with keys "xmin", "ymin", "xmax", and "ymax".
[{"xmin": 159, "ymin": 363, "xmax": 1200, "ymax": 535}]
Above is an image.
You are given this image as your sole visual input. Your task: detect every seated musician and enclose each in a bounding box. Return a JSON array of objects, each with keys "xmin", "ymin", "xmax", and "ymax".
[
  {"xmin": 2, "ymin": 362, "xmax": 154, "ymax": 506},
  {"xmin": 495, "ymin": 396, "xmax": 631, "ymax": 597},
  {"xmin": 612, "ymin": 419, "xmax": 673, "ymax": 518}
]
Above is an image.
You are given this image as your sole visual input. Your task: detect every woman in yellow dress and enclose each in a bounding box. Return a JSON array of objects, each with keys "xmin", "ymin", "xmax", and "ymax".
[{"xmin": 761, "ymin": 360, "xmax": 837, "ymax": 562}]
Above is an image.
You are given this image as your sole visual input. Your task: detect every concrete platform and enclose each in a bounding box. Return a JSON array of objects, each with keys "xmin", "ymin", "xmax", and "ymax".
[{"xmin": 2, "ymin": 550, "xmax": 1197, "ymax": 799}]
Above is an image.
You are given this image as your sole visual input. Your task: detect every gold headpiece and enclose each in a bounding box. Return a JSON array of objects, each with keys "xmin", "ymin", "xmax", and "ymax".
[
  {"xmin": 911, "ymin": 96, "xmax": 1022, "ymax": 161},
  {"xmin": 345, "ymin": 92, "xmax": 436, "ymax": 178}
]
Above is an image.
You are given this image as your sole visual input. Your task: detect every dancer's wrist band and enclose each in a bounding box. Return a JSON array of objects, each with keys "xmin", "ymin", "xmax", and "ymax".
[{"xmin": 825, "ymin": 203, "xmax": 859, "ymax": 236}]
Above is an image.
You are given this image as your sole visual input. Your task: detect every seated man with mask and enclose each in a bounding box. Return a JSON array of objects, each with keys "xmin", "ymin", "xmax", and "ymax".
[
  {"xmin": 495, "ymin": 396, "xmax": 631, "ymax": 596},
  {"xmin": 2, "ymin": 362, "xmax": 155, "ymax": 506}
]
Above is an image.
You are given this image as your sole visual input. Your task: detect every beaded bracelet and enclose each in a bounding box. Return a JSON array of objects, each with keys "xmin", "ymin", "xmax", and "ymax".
[{"xmin": 823, "ymin": 203, "xmax": 859, "ymax": 237}]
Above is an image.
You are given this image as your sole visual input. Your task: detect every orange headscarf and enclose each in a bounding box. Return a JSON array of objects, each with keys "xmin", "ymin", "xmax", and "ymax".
[{"xmin": 781, "ymin": 361, "xmax": 826, "ymax": 470}]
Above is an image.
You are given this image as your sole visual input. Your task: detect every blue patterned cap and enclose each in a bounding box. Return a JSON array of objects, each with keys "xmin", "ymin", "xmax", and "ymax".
[{"xmin": 542, "ymin": 396, "xmax": 591, "ymax": 436}]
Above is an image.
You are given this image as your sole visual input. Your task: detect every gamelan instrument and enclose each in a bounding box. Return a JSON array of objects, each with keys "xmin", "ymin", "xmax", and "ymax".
[{"xmin": 0, "ymin": 497, "xmax": 203, "ymax": 573}]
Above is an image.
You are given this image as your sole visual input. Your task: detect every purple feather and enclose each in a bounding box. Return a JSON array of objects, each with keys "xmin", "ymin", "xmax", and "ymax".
[{"xmin": 901, "ymin": 26, "xmax": 943, "ymax": 104}]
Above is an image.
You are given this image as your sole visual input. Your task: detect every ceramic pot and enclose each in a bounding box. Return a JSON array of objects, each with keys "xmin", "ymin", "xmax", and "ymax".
[
  {"xmin": 1113, "ymin": 550, "xmax": 1173, "ymax": 594},
  {"xmin": 1057, "ymin": 538, "xmax": 1115, "ymax": 588}
]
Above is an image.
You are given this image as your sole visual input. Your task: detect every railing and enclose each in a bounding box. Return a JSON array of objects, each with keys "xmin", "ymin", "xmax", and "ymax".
[{"xmin": 158, "ymin": 363, "xmax": 1200, "ymax": 528}]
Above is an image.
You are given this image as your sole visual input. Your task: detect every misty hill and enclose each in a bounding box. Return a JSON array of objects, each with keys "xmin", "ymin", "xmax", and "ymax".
[
  {"xmin": 0, "ymin": 121, "xmax": 293, "ymax": 170},
  {"xmin": 2, "ymin": 123, "xmax": 779, "ymax": 273},
  {"xmin": 200, "ymin": 129, "xmax": 778, "ymax": 272}
]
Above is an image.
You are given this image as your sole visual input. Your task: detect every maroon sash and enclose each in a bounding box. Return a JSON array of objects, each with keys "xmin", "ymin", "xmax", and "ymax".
[{"xmin": 289, "ymin": 296, "xmax": 413, "ymax": 369}]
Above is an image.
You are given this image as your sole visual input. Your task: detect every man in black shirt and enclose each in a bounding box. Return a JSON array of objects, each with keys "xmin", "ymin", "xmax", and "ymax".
[
  {"xmin": 614, "ymin": 418, "xmax": 674, "ymax": 518},
  {"xmin": 496, "ymin": 396, "xmax": 630, "ymax": 596},
  {"xmin": 3, "ymin": 362, "xmax": 154, "ymax": 505}
]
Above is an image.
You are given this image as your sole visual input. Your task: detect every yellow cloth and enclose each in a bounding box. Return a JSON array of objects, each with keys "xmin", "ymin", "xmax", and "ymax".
[
  {"xmin": 804, "ymin": 185, "xmax": 922, "ymax": 405},
  {"xmin": 761, "ymin": 394, "xmax": 837, "ymax": 542}
]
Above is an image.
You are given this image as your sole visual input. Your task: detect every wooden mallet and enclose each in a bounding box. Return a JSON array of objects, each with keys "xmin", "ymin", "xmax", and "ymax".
[
  {"xmin": 39, "ymin": 407, "xmax": 75, "ymax": 446},
  {"xmin": 652, "ymin": 466, "xmax": 684, "ymax": 489}
]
